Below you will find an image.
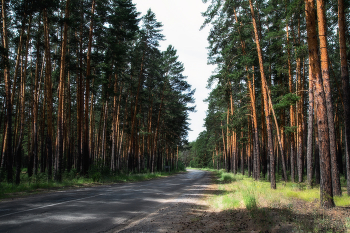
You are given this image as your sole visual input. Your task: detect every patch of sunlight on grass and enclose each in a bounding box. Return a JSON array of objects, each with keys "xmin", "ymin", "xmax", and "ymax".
[
  {"xmin": 334, "ymin": 194, "xmax": 350, "ymax": 207},
  {"xmin": 221, "ymin": 194, "xmax": 241, "ymax": 209},
  {"xmin": 281, "ymin": 185, "xmax": 319, "ymax": 202}
]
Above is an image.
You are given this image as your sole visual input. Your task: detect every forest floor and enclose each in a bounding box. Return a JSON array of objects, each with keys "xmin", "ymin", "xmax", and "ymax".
[{"xmin": 170, "ymin": 170, "xmax": 350, "ymax": 233}]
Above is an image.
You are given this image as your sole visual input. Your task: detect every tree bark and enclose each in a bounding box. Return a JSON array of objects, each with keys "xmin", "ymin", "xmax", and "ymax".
[
  {"xmin": 16, "ymin": 13, "xmax": 32, "ymax": 184},
  {"xmin": 44, "ymin": 8, "xmax": 53, "ymax": 181},
  {"xmin": 307, "ymin": 63, "xmax": 314, "ymax": 188},
  {"xmin": 338, "ymin": 0, "xmax": 350, "ymax": 196},
  {"xmin": 83, "ymin": 0, "xmax": 96, "ymax": 175},
  {"xmin": 305, "ymin": 0, "xmax": 334, "ymax": 208},
  {"xmin": 55, "ymin": 0, "xmax": 70, "ymax": 182},
  {"xmin": 286, "ymin": 22, "xmax": 296, "ymax": 183},
  {"xmin": 316, "ymin": 0, "xmax": 341, "ymax": 196},
  {"xmin": 249, "ymin": 0, "xmax": 276, "ymax": 189},
  {"xmin": 2, "ymin": 0, "xmax": 13, "ymax": 183}
]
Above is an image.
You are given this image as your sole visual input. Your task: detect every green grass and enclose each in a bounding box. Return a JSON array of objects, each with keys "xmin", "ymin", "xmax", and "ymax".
[
  {"xmin": 281, "ymin": 183, "xmax": 320, "ymax": 202},
  {"xmin": 242, "ymin": 189, "xmax": 257, "ymax": 210},
  {"xmin": 219, "ymin": 172, "xmax": 237, "ymax": 183},
  {"xmin": 204, "ymin": 170, "xmax": 349, "ymax": 232},
  {"xmin": 0, "ymin": 169, "xmax": 183, "ymax": 200},
  {"xmin": 334, "ymin": 193, "xmax": 350, "ymax": 206},
  {"xmin": 206, "ymin": 169, "xmax": 350, "ymax": 208},
  {"xmin": 186, "ymin": 169, "xmax": 350, "ymax": 232}
]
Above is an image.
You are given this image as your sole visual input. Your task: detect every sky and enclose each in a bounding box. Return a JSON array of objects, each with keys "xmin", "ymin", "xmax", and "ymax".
[{"xmin": 132, "ymin": 0, "xmax": 215, "ymax": 142}]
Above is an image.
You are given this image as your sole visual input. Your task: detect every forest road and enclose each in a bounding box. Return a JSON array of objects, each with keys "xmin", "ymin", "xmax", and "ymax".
[{"xmin": 0, "ymin": 169, "xmax": 211, "ymax": 233}]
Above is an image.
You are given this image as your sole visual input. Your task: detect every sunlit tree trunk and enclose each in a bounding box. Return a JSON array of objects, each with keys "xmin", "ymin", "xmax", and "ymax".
[
  {"xmin": 249, "ymin": 0, "xmax": 276, "ymax": 189},
  {"xmin": 286, "ymin": 22, "xmax": 296, "ymax": 183},
  {"xmin": 305, "ymin": 0, "xmax": 334, "ymax": 208},
  {"xmin": 316, "ymin": 0, "xmax": 341, "ymax": 196}
]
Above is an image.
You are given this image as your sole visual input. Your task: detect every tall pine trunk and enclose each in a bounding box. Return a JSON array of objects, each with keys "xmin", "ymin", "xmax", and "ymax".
[
  {"xmin": 55, "ymin": 0, "xmax": 70, "ymax": 182},
  {"xmin": 316, "ymin": 0, "xmax": 342, "ymax": 196},
  {"xmin": 44, "ymin": 8, "xmax": 53, "ymax": 181},
  {"xmin": 338, "ymin": 0, "xmax": 350, "ymax": 196},
  {"xmin": 2, "ymin": 0, "xmax": 13, "ymax": 183},
  {"xmin": 307, "ymin": 63, "xmax": 314, "ymax": 188},
  {"xmin": 305, "ymin": 0, "xmax": 335, "ymax": 208},
  {"xmin": 249, "ymin": 0, "xmax": 276, "ymax": 189},
  {"xmin": 83, "ymin": 0, "xmax": 95, "ymax": 174}
]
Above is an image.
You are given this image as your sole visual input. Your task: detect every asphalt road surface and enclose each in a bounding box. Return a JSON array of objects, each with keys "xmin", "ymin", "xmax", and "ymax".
[{"xmin": 0, "ymin": 169, "xmax": 210, "ymax": 233}]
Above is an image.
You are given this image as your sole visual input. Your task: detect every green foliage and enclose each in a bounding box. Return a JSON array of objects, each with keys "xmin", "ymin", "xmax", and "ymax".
[
  {"xmin": 284, "ymin": 126, "xmax": 298, "ymax": 134},
  {"xmin": 88, "ymin": 160, "xmax": 111, "ymax": 182},
  {"xmin": 176, "ymin": 162, "xmax": 186, "ymax": 171},
  {"xmin": 273, "ymin": 93, "xmax": 301, "ymax": 110}
]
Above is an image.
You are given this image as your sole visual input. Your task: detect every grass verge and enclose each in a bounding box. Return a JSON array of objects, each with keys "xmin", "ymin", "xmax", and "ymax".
[
  {"xmin": 203, "ymin": 169, "xmax": 350, "ymax": 232},
  {"xmin": 0, "ymin": 169, "xmax": 184, "ymax": 200}
]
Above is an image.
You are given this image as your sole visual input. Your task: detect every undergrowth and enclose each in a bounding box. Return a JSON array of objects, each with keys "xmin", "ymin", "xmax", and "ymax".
[{"xmin": 0, "ymin": 168, "xmax": 183, "ymax": 200}]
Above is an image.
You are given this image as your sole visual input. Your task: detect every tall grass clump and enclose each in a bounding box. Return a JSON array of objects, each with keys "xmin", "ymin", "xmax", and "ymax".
[
  {"xmin": 219, "ymin": 172, "xmax": 236, "ymax": 183},
  {"xmin": 243, "ymin": 194, "xmax": 257, "ymax": 210},
  {"xmin": 242, "ymin": 186, "xmax": 257, "ymax": 210}
]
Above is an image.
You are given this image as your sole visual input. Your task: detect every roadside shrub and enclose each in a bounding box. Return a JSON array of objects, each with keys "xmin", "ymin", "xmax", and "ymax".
[
  {"xmin": 177, "ymin": 162, "xmax": 186, "ymax": 171},
  {"xmin": 220, "ymin": 173, "xmax": 236, "ymax": 183},
  {"xmin": 64, "ymin": 169, "xmax": 78, "ymax": 180}
]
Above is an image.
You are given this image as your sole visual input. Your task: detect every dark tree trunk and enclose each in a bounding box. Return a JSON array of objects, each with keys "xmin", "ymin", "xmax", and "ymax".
[{"xmin": 338, "ymin": 0, "xmax": 350, "ymax": 196}]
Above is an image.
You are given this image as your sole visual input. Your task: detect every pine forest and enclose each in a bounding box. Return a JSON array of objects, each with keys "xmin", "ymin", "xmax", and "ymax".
[
  {"xmin": 0, "ymin": 0, "xmax": 194, "ymax": 185},
  {"xmin": 1, "ymin": 0, "xmax": 350, "ymax": 229},
  {"xmin": 185, "ymin": 0, "xmax": 350, "ymax": 209}
]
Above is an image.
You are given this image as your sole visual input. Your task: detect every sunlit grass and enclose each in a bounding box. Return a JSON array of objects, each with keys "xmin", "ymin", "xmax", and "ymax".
[
  {"xmin": 279, "ymin": 183, "xmax": 320, "ymax": 203},
  {"xmin": 189, "ymin": 168, "xmax": 349, "ymax": 231},
  {"xmin": 208, "ymin": 170, "xmax": 350, "ymax": 210},
  {"xmin": 334, "ymin": 193, "xmax": 350, "ymax": 207}
]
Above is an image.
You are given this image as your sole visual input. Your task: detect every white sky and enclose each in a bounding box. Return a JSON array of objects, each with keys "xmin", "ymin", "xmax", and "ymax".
[{"xmin": 133, "ymin": 0, "xmax": 215, "ymax": 142}]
